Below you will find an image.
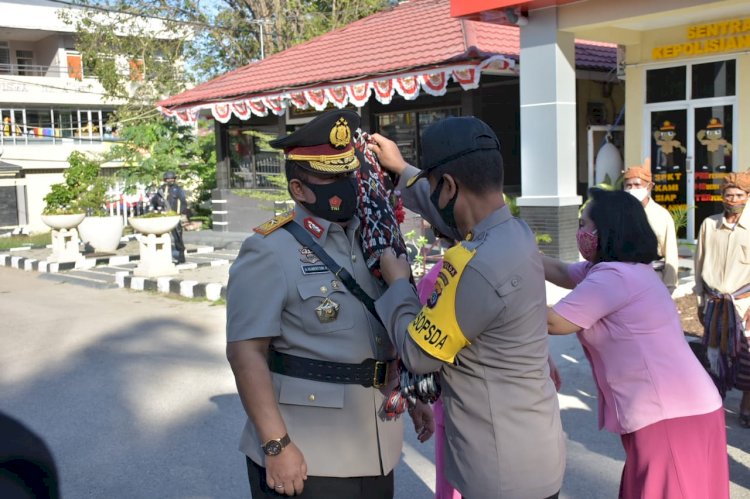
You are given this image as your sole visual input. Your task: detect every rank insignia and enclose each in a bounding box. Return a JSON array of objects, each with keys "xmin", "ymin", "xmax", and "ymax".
[
  {"xmin": 329, "ymin": 118, "xmax": 351, "ymax": 149},
  {"xmin": 315, "ymin": 297, "xmax": 340, "ymax": 323},
  {"xmin": 254, "ymin": 211, "xmax": 295, "ymax": 236},
  {"xmin": 299, "ymin": 247, "xmax": 320, "ymax": 264},
  {"xmin": 304, "ymin": 217, "xmax": 324, "ymax": 238}
]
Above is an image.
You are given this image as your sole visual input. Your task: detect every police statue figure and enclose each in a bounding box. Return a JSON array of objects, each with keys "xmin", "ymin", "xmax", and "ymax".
[
  {"xmin": 151, "ymin": 171, "xmax": 189, "ymax": 264},
  {"xmin": 369, "ymin": 117, "xmax": 566, "ymax": 499},
  {"xmin": 225, "ymin": 110, "xmax": 432, "ymax": 499}
]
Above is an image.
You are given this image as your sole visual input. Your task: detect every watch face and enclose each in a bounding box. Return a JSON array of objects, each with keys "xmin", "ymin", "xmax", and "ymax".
[{"xmin": 265, "ymin": 440, "xmax": 282, "ymax": 456}]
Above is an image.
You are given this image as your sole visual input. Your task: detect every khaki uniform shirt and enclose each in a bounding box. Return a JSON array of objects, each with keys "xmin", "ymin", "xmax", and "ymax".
[
  {"xmin": 375, "ymin": 166, "xmax": 565, "ymax": 499},
  {"xmin": 694, "ymin": 206, "xmax": 750, "ymax": 317},
  {"xmin": 226, "ymin": 206, "xmax": 403, "ymax": 477},
  {"xmin": 644, "ymin": 198, "xmax": 679, "ymax": 292}
]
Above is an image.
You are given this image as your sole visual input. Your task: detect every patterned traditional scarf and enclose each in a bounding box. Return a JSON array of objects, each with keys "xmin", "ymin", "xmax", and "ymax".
[
  {"xmin": 353, "ymin": 130, "xmax": 441, "ymax": 416},
  {"xmin": 703, "ymin": 284, "xmax": 750, "ymax": 396},
  {"xmin": 353, "ymin": 130, "xmax": 406, "ymax": 279}
]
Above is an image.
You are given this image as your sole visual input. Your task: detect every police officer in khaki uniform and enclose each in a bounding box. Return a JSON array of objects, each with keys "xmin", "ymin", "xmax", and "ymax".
[
  {"xmin": 226, "ymin": 110, "xmax": 432, "ymax": 498},
  {"xmin": 369, "ymin": 117, "xmax": 566, "ymax": 499}
]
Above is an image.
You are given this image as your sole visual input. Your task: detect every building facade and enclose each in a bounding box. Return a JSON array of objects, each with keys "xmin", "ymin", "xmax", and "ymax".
[{"xmin": 453, "ymin": 0, "xmax": 750, "ymax": 242}]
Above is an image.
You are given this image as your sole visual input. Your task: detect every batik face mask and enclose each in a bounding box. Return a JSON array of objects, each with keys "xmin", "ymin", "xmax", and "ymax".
[
  {"xmin": 723, "ymin": 201, "xmax": 746, "ymax": 217},
  {"xmin": 576, "ymin": 227, "xmax": 598, "ymax": 262}
]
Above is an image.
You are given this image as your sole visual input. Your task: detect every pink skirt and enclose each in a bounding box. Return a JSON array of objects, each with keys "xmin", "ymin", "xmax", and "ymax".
[{"xmin": 619, "ymin": 408, "xmax": 729, "ymax": 499}]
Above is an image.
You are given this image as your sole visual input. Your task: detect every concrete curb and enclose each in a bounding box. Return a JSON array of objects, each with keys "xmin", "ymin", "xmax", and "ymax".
[
  {"xmin": 0, "ymin": 253, "xmax": 140, "ymax": 273},
  {"xmin": 2, "ymin": 245, "xmax": 229, "ymax": 301},
  {"xmin": 116, "ymin": 272, "xmax": 227, "ymax": 301}
]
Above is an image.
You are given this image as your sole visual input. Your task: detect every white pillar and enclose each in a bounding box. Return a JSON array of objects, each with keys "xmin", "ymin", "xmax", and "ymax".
[{"xmin": 516, "ymin": 7, "xmax": 581, "ymax": 260}]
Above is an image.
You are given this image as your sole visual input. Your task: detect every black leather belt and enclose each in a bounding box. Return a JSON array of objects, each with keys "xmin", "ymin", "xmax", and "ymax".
[{"xmin": 268, "ymin": 350, "xmax": 389, "ymax": 388}]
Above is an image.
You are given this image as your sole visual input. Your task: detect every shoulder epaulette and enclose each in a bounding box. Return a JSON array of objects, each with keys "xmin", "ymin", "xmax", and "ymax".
[{"xmin": 253, "ymin": 211, "xmax": 295, "ymax": 236}]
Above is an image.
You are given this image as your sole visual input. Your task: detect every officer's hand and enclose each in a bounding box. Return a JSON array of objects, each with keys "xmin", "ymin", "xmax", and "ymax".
[
  {"xmin": 266, "ymin": 443, "xmax": 307, "ymax": 496},
  {"xmin": 367, "ymin": 133, "xmax": 408, "ymax": 176},
  {"xmin": 408, "ymin": 400, "xmax": 435, "ymax": 443},
  {"xmin": 380, "ymin": 248, "xmax": 412, "ymax": 285}
]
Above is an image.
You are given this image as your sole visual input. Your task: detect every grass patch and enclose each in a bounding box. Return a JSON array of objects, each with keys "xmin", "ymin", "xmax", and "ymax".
[{"xmin": 0, "ymin": 233, "xmax": 51, "ymax": 250}]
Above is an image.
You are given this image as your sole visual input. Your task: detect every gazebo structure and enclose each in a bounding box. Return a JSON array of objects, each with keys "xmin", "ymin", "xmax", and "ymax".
[{"xmin": 159, "ymin": 0, "xmax": 621, "ymax": 258}]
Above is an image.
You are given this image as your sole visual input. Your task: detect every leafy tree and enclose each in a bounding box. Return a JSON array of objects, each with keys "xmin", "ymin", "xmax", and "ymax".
[
  {"xmin": 107, "ymin": 118, "xmax": 216, "ymax": 205},
  {"xmin": 44, "ymin": 151, "xmax": 113, "ymax": 215},
  {"xmin": 59, "ymin": 0, "xmax": 391, "ymax": 218}
]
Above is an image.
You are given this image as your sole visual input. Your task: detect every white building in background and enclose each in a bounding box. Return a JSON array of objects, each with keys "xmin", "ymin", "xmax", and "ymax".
[{"xmin": 0, "ymin": 0, "xmax": 179, "ymax": 232}]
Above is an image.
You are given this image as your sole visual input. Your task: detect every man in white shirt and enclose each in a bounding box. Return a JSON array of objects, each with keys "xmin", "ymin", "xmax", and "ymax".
[{"xmin": 623, "ymin": 159, "xmax": 679, "ymax": 293}]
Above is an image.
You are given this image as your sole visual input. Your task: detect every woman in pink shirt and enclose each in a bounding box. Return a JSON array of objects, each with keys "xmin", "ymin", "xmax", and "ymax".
[{"xmin": 544, "ymin": 188, "xmax": 728, "ymax": 499}]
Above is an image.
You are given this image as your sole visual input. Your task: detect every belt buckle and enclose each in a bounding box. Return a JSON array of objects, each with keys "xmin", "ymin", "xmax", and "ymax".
[{"xmin": 373, "ymin": 361, "xmax": 387, "ymax": 389}]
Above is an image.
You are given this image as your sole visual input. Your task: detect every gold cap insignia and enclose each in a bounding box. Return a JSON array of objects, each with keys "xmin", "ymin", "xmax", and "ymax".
[{"xmin": 329, "ymin": 118, "xmax": 351, "ymax": 149}]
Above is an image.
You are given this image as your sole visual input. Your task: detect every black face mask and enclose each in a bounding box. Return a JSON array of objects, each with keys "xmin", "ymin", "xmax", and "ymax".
[
  {"xmin": 299, "ymin": 175, "xmax": 358, "ymax": 222},
  {"xmin": 429, "ymin": 177, "xmax": 459, "ymax": 229}
]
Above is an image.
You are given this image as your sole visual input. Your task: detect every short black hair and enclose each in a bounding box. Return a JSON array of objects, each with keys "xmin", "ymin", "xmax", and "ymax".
[
  {"xmin": 587, "ymin": 188, "xmax": 659, "ymax": 264},
  {"xmin": 430, "ymin": 148, "xmax": 503, "ymax": 194}
]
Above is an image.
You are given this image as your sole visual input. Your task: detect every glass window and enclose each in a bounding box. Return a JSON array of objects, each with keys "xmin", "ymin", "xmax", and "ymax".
[
  {"xmin": 25, "ymin": 109, "xmax": 54, "ymax": 142},
  {"xmin": 646, "ymin": 66, "xmax": 686, "ymax": 103},
  {"xmin": 378, "ymin": 112, "xmax": 417, "ymax": 165},
  {"xmin": 55, "ymin": 110, "xmax": 74, "ymax": 139},
  {"xmin": 15, "ymin": 50, "xmax": 34, "ymax": 76},
  {"xmin": 0, "ymin": 42, "xmax": 9, "ymax": 74},
  {"xmin": 692, "ymin": 60, "xmax": 735, "ymax": 99},
  {"xmin": 377, "ymin": 108, "xmax": 462, "ymax": 167}
]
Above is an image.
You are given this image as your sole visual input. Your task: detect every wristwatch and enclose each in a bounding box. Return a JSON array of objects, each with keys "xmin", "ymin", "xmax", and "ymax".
[{"xmin": 261, "ymin": 433, "xmax": 291, "ymax": 456}]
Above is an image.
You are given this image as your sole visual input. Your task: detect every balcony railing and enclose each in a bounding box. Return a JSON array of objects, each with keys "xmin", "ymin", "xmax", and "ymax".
[{"xmin": 0, "ymin": 63, "xmax": 78, "ymax": 78}]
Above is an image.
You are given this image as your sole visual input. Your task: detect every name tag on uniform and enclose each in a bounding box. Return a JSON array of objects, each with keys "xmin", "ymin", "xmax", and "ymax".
[{"xmin": 301, "ymin": 264, "xmax": 329, "ymax": 275}]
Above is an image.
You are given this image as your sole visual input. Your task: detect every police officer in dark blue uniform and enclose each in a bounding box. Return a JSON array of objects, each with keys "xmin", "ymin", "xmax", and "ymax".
[{"xmin": 151, "ymin": 171, "xmax": 189, "ymax": 263}]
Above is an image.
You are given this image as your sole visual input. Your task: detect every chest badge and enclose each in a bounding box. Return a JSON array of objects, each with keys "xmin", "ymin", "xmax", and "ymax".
[
  {"xmin": 299, "ymin": 247, "xmax": 320, "ymax": 264},
  {"xmin": 315, "ymin": 297, "xmax": 340, "ymax": 323}
]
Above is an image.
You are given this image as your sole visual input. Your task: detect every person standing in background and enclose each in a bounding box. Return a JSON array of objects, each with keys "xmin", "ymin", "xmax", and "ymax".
[
  {"xmin": 623, "ymin": 159, "xmax": 679, "ymax": 293},
  {"xmin": 694, "ymin": 171, "xmax": 750, "ymax": 428},
  {"xmin": 151, "ymin": 171, "xmax": 189, "ymax": 264}
]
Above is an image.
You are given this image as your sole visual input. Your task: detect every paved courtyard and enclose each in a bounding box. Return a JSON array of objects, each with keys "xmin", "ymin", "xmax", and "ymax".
[{"xmin": 1, "ymin": 241, "xmax": 749, "ymax": 498}]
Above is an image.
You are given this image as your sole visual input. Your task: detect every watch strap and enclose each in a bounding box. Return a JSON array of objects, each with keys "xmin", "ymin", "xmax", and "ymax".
[{"xmin": 261, "ymin": 433, "xmax": 291, "ymax": 455}]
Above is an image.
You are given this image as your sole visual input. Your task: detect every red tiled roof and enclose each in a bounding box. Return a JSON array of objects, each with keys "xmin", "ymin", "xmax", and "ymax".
[{"xmin": 159, "ymin": 0, "xmax": 615, "ymax": 110}]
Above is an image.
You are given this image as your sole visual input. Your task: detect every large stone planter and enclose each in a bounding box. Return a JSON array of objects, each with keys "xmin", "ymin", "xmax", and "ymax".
[
  {"xmin": 129, "ymin": 215, "xmax": 181, "ymax": 278},
  {"xmin": 41, "ymin": 213, "xmax": 86, "ymax": 230},
  {"xmin": 129, "ymin": 215, "xmax": 180, "ymax": 235},
  {"xmin": 41, "ymin": 213, "xmax": 86, "ymax": 263},
  {"xmin": 78, "ymin": 215, "xmax": 124, "ymax": 253}
]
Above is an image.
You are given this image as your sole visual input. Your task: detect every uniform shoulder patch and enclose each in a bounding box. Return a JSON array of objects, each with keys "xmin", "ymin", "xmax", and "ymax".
[{"xmin": 253, "ymin": 211, "xmax": 295, "ymax": 236}]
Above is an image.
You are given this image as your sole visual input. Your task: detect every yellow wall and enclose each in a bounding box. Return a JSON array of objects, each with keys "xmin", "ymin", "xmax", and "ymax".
[
  {"xmin": 738, "ymin": 53, "xmax": 750, "ymax": 170},
  {"xmin": 618, "ymin": 18, "xmax": 750, "ymax": 170}
]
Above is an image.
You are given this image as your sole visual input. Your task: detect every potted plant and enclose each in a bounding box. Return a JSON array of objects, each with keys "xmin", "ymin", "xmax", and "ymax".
[
  {"xmin": 61, "ymin": 151, "xmax": 124, "ymax": 253},
  {"xmin": 128, "ymin": 210, "xmax": 181, "ymax": 235},
  {"xmin": 41, "ymin": 160, "xmax": 91, "ymax": 230}
]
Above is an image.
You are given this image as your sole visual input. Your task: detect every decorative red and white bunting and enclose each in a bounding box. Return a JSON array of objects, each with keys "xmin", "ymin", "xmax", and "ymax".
[{"xmin": 161, "ymin": 55, "xmax": 515, "ymax": 124}]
